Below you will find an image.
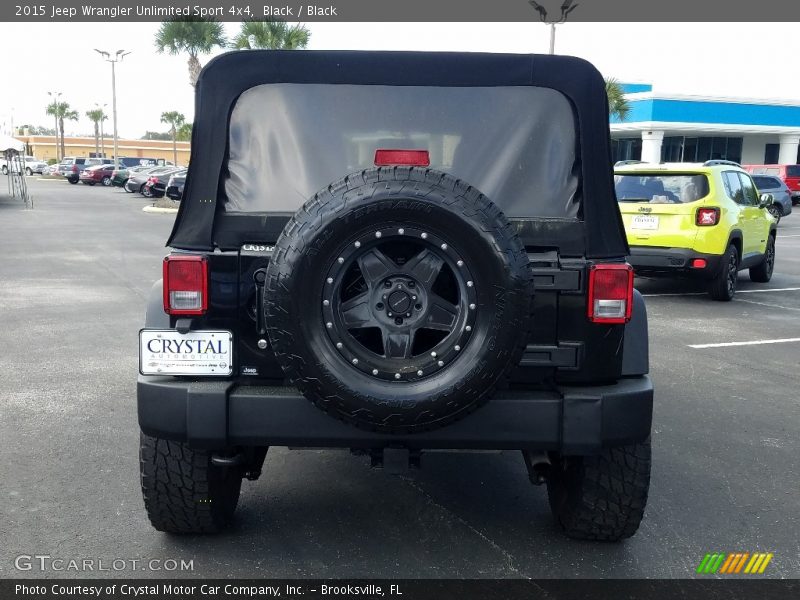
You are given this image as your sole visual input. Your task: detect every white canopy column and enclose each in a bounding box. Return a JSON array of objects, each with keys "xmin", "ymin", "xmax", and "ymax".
[{"xmin": 641, "ymin": 130, "xmax": 665, "ymax": 164}]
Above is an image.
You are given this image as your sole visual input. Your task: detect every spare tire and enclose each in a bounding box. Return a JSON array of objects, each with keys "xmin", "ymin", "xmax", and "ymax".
[{"xmin": 265, "ymin": 167, "xmax": 533, "ymax": 433}]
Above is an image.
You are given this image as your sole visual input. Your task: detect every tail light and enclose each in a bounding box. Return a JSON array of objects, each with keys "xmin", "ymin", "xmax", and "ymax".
[
  {"xmin": 71, "ymin": 165, "xmax": 78, "ymax": 173},
  {"xmin": 148, "ymin": 176, "xmax": 159, "ymax": 184},
  {"xmin": 696, "ymin": 207, "xmax": 720, "ymax": 226},
  {"xmin": 587, "ymin": 263, "xmax": 634, "ymax": 324},
  {"xmin": 374, "ymin": 149, "xmax": 430, "ymax": 167},
  {"xmin": 162, "ymin": 255, "xmax": 208, "ymax": 315}
]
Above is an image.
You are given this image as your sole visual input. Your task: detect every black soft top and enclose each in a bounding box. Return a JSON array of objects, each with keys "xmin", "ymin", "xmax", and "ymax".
[{"xmin": 168, "ymin": 50, "xmax": 627, "ymax": 258}]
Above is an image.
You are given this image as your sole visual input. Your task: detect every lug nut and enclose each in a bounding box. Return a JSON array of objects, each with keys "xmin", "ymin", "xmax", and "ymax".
[
  {"xmin": 417, "ymin": 370, "xmax": 423, "ymax": 376},
  {"xmin": 372, "ymin": 369, "xmax": 379, "ymax": 376},
  {"xmin": 469, "ymin": 303, "xmax": 476, "ymax": 310},
  {"xmin": 421, "ymin": 232, "xmax": 428, "ymax": 239},
  {"xmin": 394, "ymin": 373, "xmax": 401, "ymax": 380},
  {"xmin": 398, "ymin": 228, "xmax": 405, "ymax": 235},
  {"xmin": 326, "ymin": 322, "xmax": 333, "ymax": 328},
  {"xmin": 257, "ymin": 339, "xmax": 268, "ymax": 349},
  {"xmin": 457, "ymin": 260, "xmax": 464, "ymax": 267},
  {"xmin": 327, "ymin": 277, "xmax": 333, "ymax": 284},
  {"xmin": 437, "ymin": 360, "xmax": 444, "ymax": 367},
  {"xmin": 337, "ymin": 257, "xmax": 344, "ymax": 264},
  {"xmin": 354, "ymin": 241, "xmax": 361, "ymax": 248},
  {"xmin": 388, "ymin": 312, "xmax": 393, "ymax": 317},
  {"xmin": 411, "ymin": 295, "xmax": 417, "ymax": 300},
  {"xmin": 405, "ymin": 313, "xmax": 411, "ymax": 318},
  {"xmin": 441, "ymin": 243, "xmax": 448, "ymax": 250},
  {"xmin": 352, "ymin": 358, "xmax": 359, "ymax": 365},
  {"xmin": 465, "ymin": 326, "xmax": 472, "ymax": 332},
  {"xmin": 336, "ymin": 342, "xmax": 343, "ymax": 349},
  {"xmin": 467, "ymin": 281, "xmax": 473, "ymax": 287},
  {"xmin": 431, "ymin": 351, "xmax": 437, "ymax": 358},
  {"xmin": 375, "ymin": 231, "xmax": 382, "ymax": 238},
  {"xmin": 376, "ymin": 302, "xmax": 384, "ymax": 309},
  {"xmin": 323, "ymin": 299, "xmax": 330, "ymax": 306}
]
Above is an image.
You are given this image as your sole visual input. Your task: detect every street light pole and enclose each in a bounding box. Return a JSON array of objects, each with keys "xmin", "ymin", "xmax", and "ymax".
[
  {"xmin": 47, "ymin": 91, "xmax": 61, "ymax": 161},
  {"xmin": 94, "ymin": 49, "xmax": 131, "ymax": 168},
  {"xmin": 528, "ymin": 0, "xmax": 579, "ymax": 55}
]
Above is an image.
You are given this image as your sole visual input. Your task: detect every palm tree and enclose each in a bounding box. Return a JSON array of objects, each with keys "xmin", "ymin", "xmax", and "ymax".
[
  {"xmin": 46, "ymin": 101, "xmax": 79, "ymax": 159},
  {"xmin": 232, "ymin": 20, "xmax": 310, "ymax": 50},
  {"xmin": 176, "ymin": 122, "xmax": 192, "ymax": 142},
  {"xmin": 161, "ymin": 111, "xmax": 186, "ymax": 165},
  {"xmin": 605, "ymin": 78, "xmax": 630, "ymax": 122},
  {"xmin": 85, "ymin": 108, "xmax": 108, "ymax": 156},
  {"xmin": 154, "ymin": 17, "xmax": 227, "ymax": 87}
]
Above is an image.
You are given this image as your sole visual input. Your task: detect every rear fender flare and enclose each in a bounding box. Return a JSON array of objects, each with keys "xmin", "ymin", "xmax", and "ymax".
[
  {"xmin": 621, "ymin": 289, "xmax": 648, "ymax": 376},
  {"xmin": 144, "ymin": 279, "xmax": 170, "ymax": 329}
]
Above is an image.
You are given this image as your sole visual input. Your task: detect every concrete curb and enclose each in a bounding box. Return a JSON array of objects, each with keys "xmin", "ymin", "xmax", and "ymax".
[{"xmin": 142, "ymin": 205, "xmax": 179, "ymax": 214}]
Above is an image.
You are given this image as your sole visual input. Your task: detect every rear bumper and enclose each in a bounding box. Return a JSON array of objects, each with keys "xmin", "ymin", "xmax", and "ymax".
[
  {"xmin": 137, "ymin": 375, "xmax": 653, "ymax": 455},
  {"xmin": 628, "ymin": 246, "xmax": 722, "ymax": 278}
]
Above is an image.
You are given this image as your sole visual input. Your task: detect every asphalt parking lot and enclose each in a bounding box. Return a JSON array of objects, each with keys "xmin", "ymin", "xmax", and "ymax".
[{"xmin": 1, "ymin": 178, "xmax": 799, "ymax": 579}]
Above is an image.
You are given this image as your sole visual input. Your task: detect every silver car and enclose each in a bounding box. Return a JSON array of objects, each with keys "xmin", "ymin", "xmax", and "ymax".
[{"xmin": 752, "ymin": 174, "xmax": 793, "ymax": 223}]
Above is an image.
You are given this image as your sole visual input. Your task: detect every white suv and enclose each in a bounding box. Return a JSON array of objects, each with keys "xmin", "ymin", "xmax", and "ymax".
[{"xmin": 2, "ymin": 155, "xmax": 47, "ymax": 176}]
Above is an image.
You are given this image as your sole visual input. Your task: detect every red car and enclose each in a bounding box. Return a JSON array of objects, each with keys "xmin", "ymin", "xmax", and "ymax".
[
  {"xmin": 743, "ymin": 164, "xmax": 800, "ymax": 205},
  {"xmin": 79, "ymin": 164, "xmax": 115, "ymax": 186}
]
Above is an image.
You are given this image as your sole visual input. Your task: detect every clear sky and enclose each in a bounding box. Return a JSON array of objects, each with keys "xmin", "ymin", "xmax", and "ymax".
[{"xmin": 1, "ymin": 21, "xmax": 797, "ymax": 139}]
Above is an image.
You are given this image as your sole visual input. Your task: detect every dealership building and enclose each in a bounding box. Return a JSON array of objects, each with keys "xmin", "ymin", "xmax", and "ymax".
[{"xmin": 611, "ymin": 83, "xmax": 800, "ymax": 166}]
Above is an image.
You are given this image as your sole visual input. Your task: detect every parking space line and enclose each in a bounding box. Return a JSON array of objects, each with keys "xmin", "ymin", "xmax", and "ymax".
[
  {"xmin": 643, "ymin": 287, "xmax": 800, "ymax": 298},
  {"xmin": 734, "ymin": 298, "xmax": 800, "ymax": 312},
  {"xmin": 689, "ymin": 338, "xmax": 800, "ymax": 349}
]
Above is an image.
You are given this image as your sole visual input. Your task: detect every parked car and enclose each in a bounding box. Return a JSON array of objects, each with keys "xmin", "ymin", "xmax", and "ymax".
[
  {"xmin": 117, "ymin": 156, "xmax": 173, "ymax": 168},
  {"xmin": 111, "ymin": 165, "xmax": 154, "ymax": 188},
  {"xmin": 751, "ymin": 174, "xmax": 792, "ymax": 223},
  {"xmin": 79, "ymin": 164, "xmax": 115, "ymax": 186},
  {"xmin": 41, "ymin": 163, "xmax": 59, "ymax": 176},
  {"xmin": 615, "ymin": 160, "xmax": 777, "ymax": 300},
  {"xmin": 124, "ymin": 166, "xmax": 178, "ymax": 194},
  {"xmin": 143, "ymin": 168, "xmax": 186, "ymax": 198},
  {"xmin": 57, "ymin": 157, "xmax": 113, "ymax": 183},
  {"xmin": 1, "ymin": 155, "xmax": 47, "ymax": 175},
  {"xmin": 137, "ymin": 50, "xmax": 654, "ymax": 541},
  {"xmin": 165, "ymin": 171, "xmax": 186, "ymax": 201},
  {"xmin": 743, "ymin": 164, "xmax": 800, "ymax": 205}
]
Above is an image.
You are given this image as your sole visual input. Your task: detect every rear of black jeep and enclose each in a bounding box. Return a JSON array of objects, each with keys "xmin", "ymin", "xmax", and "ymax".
[{"xmin": 137, "ymin": 51, "xmax": 653, "ymax": 541}]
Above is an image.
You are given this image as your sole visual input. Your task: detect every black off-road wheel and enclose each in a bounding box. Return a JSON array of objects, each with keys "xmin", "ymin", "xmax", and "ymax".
[
  {"xmin": 708, "ymin": 244, "xmax": 739, "ymax": 301},
  {"xmin": 749, "ymin": 234, "xmax": 775, "ymax": 283},
  {"xmin": 265, "ymin": 167, "xmax": 533, "ymax": 433},
  {"xmin": 546, "ymin": 440, "xmax": 651, "ymax": 542},
  {"xmin": 139, "ymin": 433, "xmax": 242, "ymax": 533}
]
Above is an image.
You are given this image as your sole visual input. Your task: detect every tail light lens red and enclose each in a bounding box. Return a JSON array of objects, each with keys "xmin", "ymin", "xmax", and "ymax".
[
  {"xmin": 587, "ymin": 263, "xmax": 634, "ymax": 324},
  {"xmin": 71, "ymin": 165, "xmax": 78, "ymax": 173},
  {"xmin": 162, "ymin": 255, "xmax": 208, "ymax": 315},
  {"xmin": 696, "ymin": 207, "xmax": 720, "ymax": 226},
  {"xmin": 374, "ymin": 149, "xmax": 430, "ymax": 167}
]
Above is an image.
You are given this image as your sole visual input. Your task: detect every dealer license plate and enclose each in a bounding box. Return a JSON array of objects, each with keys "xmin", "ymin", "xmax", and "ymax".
[
  {"xmin": 139, "ymin": 330, "xmax": 233, "ymax": 376},
  {"xmin": 630, "ymin": 215, "xmax": 659, "ymax": 230}
]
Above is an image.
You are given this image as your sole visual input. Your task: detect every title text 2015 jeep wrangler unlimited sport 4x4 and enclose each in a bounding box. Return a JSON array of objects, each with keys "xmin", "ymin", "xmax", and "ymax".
[{"xmin": 138, "ymin": 51, "xmax": 653, "ymax": 541}]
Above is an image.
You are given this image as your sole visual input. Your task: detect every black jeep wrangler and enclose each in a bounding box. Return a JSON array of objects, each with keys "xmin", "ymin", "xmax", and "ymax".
[{"xmin": 138, "ymin": 51, "xmax": 653, "ymax": 541}]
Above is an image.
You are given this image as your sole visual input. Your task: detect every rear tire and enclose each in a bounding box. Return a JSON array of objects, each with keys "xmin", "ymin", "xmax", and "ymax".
[
  {"xmin": 546, "ymin": 440, "xmax": 651, "ymax": 542},
  {"xmin": 101, "ymin": 176, "xmax": 112, "ymax": 186},
  {"xmin": 68, "ymin": 178, "xmax": 78, "ymax": 184},
  {"xmin": 708, "ymin": 244, "xmax": 738, "ymax": 301},
  {"xmin": 139, "ymin": 432, "xmax": 242, "ymax": 533},
  {"xmin": 749, "ymin": 235, "xmax": 775, "ymax": 283}
]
